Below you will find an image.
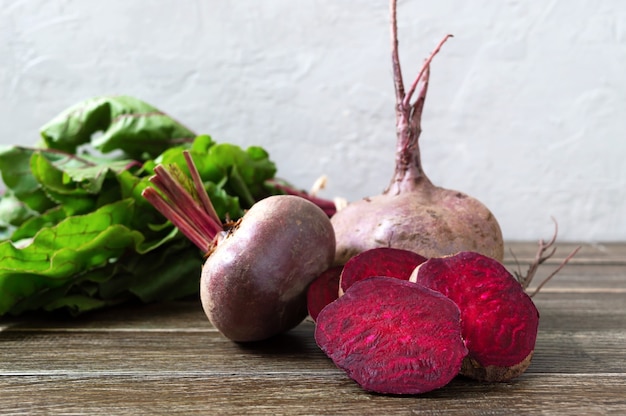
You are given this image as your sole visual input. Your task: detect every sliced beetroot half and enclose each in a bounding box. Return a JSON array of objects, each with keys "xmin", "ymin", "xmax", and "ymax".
[
  {"xmin": 306, "ymin": 266, "xmax": 343, "ymax": 321},
  {"xmin": 315, "ymin": 276, "xmax": 467, "ymax": 395},
  {"xmin": 410, "ymin": 251, "xmax": 540, "ymax": 382},
  {"xmin": 339, "ymin": 247, "xmax": 427, "ymax": 295}
]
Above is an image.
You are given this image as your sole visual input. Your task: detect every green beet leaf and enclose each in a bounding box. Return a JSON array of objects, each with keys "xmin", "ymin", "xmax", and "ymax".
[
  {"xmin": 39, "ymin": 95, "xmax": 196, "ymax": 160},
  {"xmin": 0, "ymin": 199, "xmax": 144, "ymax": 315},
  {"xmin": 0, "ymin": 95, "xmax": 294, "ymax": 317}
]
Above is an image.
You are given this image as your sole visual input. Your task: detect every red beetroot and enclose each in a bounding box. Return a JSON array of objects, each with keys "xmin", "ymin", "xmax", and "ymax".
[
  {"xmin": 331, "ymin": 0, "xmax": 503, "ymax": 265},
  {"xmin": 200, "ymin": 195, "xmax": 335, "ymax": 342},
  {"xmin": 410, "ymin": 251, "xmax": 539, "ymax": 381},
  {"xmin": 143, "ymin": 152, "xmax": 335, "ymax": 342},
  {"xmin": 339, "ymin": 247, "xmax": 427, "ymax": 295},
  {"xmin": 315, "ymin": 276, "xmax": 468, "ymax": 395},
  {"xmin": 306, "ymin": 266, "xmax": 343, "ymax": 322}
]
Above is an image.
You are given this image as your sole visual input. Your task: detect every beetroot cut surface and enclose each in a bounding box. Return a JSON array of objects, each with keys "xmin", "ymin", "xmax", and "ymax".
[
  {"xmin": 315, "ymin": 277, "xmax": 468, "ymax": 395},
  {"xmin": 307, "ymin": 266, "xmax": 343, "ymax": 322},
  {"xmin": 411, "ymin": 251, "xmax": 539, "ymax": 381},
  {"xmin": 339, "ymin": 247, "xmax": 427, "ymax": 295}
]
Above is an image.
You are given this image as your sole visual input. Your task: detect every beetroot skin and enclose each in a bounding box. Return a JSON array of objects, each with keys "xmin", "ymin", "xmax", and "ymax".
[
  {"xmin": 201, "ymin": 195, "xmax": 336, "ymax": 342},
  {"xmin": 306, "ymin": 266, "xmax": 343, "ymax": 322},
  {"xmin": 144, "ymin": 152, "xmax": 336, "ymax": 343},
  {"xmin": 339, "ymin": 247, "xmax": 427, "ymax": 295},
  {"xmin": 411, "ymin": 251, "xmax": 540, "ymax": 382},
  {"xmin": 332, "ymin": 191, "xmax": 503, "ymax": 265},
  {"xmin": 315, "ymin": 277, "xmax": 468, "ymax": 395}
]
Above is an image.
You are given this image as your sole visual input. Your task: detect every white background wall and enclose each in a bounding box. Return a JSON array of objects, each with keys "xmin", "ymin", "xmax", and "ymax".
[{"xmin": 1, "ymin": 0, "xmax": 625, "ymax": 243}]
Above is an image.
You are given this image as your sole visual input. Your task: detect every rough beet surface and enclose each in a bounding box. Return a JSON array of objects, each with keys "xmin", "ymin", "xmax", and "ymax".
[
  {"xmin": 330, "ymin": 1, "xmax": 504, "ymax": 265},
  {"xmin": 411, "ymin": 251, "xmax": 539, "ymax": 381},
  {"xmin": 201, "ymin": 195, "xmax": 336, "ymax": 342},
  {"xmin": 307, "ymin": 266, "xmax": 343, "ymax": 322},
  {"xmin": 332, "ymin": 191, "xmax": 503, "ymax": 265},
  {"xmin": 339, "ymin": 247, "xmax": 427, "ymax": 295},
  {"xmin": 315, "ymin": 277, "xmax": 468, "ymax": 395}
]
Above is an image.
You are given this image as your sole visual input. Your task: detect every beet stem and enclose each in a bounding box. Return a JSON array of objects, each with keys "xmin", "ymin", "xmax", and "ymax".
[
  {"xmin": 409, "ymin": 66, "xmax": 430, "ymax": 136},
  {"xmin": 402, "ymin": 34, "xmax": 453, "ymax": 109},
  {"xmin": 142, "ymin": 156, "xmax": 230, "ymax": 253},
  {"xmin": 183, "ymin": 150, "xmax": 222, "ymax": 226},
  {"xmin": 387, "ymin": 0, "xmax": 453, "ymax": 195},
  {"xmin": 389, "ymin": 0, "xmax": 405, "ymax": 104},
  {"xmin": 142, "ymin": 187, "xmax": 213, "ymax": 251},
  {"xmin": 150, "ymin": 166, "xmax": 223, "ymax": 239}
]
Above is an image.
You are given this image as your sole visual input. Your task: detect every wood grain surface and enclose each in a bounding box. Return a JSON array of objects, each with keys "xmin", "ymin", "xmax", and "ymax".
[{"xmin": 1, "ymin": 242, "xmax": 625, "ymax": 415}]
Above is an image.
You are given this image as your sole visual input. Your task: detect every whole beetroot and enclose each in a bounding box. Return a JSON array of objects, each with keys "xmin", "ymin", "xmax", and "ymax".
[
  {"xmin": 315, "ymin": 276, "xmax": 468, "ymax": 395},
  {"xmin": 331, "ymin": 0, "xmax": 503, "ymax": 264},
  {"xmin": 201, "ymin": 195, "xmax": 335, "ymax": 341},
  {"xmin": 143, "ymin": 152, "xmax": 335, "ymax": 342}
]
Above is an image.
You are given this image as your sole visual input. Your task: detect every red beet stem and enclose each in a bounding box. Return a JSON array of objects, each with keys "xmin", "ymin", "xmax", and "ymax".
[
  {"xmin": 142, "ymin": 187, "xmax": 213, "ymax": 251},
  {"xmin": 142, "ymin": 150, "xmax": 225, "ymax": 252},
  {"xmin": 402, "ymin": 34, "xmax": 454, "ymax": 109},
  {"xmin": 152, "ymin": 165, "xmax": 222, "ymax": 239},
  {"xmin": 387, "ymin": 0, "xmax": 452, "ymax": 195},
  {"xmin": 183, "ymin": 151, "xmax": 222, "ymax": 226}
]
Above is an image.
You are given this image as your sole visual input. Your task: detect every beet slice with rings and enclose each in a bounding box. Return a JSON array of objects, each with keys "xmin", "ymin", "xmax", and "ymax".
[
  {"xmin": 315, "ymin": 276, "xmax": 467, "ymax": 395},
  {"xmin": 411, "ymin": 251, "xmax": 540, "ymax": 381},
  {"xmin": 339, "ymin": 247, "xmax": 427, "ymax": 295}
]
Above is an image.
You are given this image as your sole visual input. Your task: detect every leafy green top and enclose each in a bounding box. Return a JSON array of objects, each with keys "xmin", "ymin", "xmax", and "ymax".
[{"xmin": 0, "ymin": 96, "xmax": 282, "ymax": 317}]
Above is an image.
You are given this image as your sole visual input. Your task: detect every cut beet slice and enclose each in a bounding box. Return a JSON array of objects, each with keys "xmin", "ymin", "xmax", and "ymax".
[
  {"xmin": 339, "ymin": 247, "xmax": 427, "ymax": 295},
  {"xmin": 315, "ymin": 276, "xmax": 467, "ymax": 395},
  {"xmin": 306, "ymin": 266, "xmax": 343, "ymax": 321},
  {"xmin": 411, "ymin": 251, "xmax": 540, "ymax": 381}
]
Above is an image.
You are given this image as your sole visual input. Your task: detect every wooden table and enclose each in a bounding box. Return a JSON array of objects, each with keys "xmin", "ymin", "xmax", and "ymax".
[{"xmin": 1, "ymin": 242, "xmax": 625, "ymax": 415}]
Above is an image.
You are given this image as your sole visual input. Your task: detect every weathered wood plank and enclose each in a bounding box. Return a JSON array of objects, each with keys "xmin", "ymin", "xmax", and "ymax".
[
  {"xmin": 0, "ymin": 242, "xmax": 624, "ymax": 414},
  {"xmin": 1, "ymin": 293, "xmax": 625, "ymax": 376},
  {"xmin": 2, "ymin": 327, "xmax": 625, "ymax": 377},
  {"xmin": 1, "ymin": 374, "xmax": 624, "ymax": 415}
]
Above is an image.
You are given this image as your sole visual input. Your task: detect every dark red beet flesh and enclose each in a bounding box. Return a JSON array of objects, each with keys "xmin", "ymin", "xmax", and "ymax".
[
  {"xmin": 315, "ymin": 277, "xmax": 468, "ymax": 395},
  {"xmin": 339, "ymin": 247, "xmax": 427, "ymax": 295},
  {"xmin": 306, "ymin": 266, "xmax": 343, "ymax": 322},
  {"xmin": 411, "ymin": 251, "xmax": 539, "ymax": 381}
]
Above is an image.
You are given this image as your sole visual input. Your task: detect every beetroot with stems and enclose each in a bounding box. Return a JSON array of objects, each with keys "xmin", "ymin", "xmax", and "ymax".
[
  {"xmin": 143, "ymin": 151, "xmax": 335, "ymax": 342},
  {"xmin": 338, "ymin": 247, "xmax": 427, "ymax": 295},
  {"xmin": 331, "ymin": 0, "xmax": 503, "ymax": 265},
  {"xmin": 315, "ymin": 276, "xmax": 468, "ymax": 395},
  {"xmin": 410, "ymin": 251, "xmax": 539, "ymax": 382}
]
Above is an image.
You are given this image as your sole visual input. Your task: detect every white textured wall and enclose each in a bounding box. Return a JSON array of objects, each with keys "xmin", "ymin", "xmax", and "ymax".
[{"xmin": 1, "ymin": 0, "xmax": 625, "ymax": 242}]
